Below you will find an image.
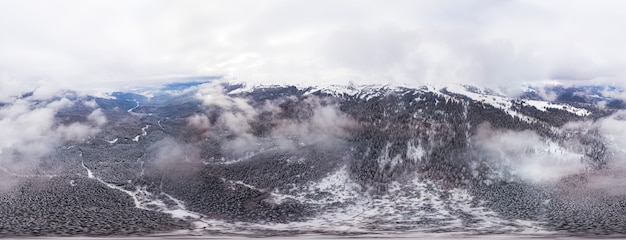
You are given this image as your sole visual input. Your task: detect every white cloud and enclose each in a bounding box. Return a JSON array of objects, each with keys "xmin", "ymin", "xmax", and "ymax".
[
  {"xmin": 0, "ymin": 95, "xmax": 107, "ymax": 189},
  {"xmin": 187, "ymin": 114, "xmax": 211, "ymax": 133},
  {"xmin": 87, "ymin": 108, "xmax": 107, "ymax": 126},
  {"xmin": 597, "ymin": 110, "xmax": 626, "ymax": 149},
  {"xmin": 474, "ymin": 122, "xmax": 586, "ymax": 183},
  {"xmin": 0, "ymin": 0, "xmax": 625, "ymax": 90},
  {"xmin": 191, "ymin": 84, "xmax": 355, "ymax": 156},
  {"xmin": 147, "ymin": 137, "xmax": 201, "ymax": 172}
]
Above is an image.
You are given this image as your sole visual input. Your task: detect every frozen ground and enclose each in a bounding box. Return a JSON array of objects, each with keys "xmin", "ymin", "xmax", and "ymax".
[
  {"xmin": 1, "ymin": 83, "xmax": 620, "ymax": 237},
  {"xmin": 3, "ymin": 233, "xmax": 620, "ymax": 240}
]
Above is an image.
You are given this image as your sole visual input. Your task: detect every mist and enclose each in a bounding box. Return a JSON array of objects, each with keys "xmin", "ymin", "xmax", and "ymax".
[
  {"xmin": 473, "ymin": 122, "xmax": 586, "ymax": 183},
  {"xmin": 0, "ymin": 90, "xmax": 107, "ymax": 190},
  {"xmin": 188, "ymin": 83, "xmax": 356, "ymax": 157},
  {"xmin": 146, "ymin": 137, "xmax": 201, "ymax": 174}
]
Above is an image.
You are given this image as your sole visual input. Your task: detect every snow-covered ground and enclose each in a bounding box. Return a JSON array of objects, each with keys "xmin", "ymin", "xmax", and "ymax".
[
  {"xmin": 79, "ymin": 158, "xmax": 544, "ymax": 235},
  {"xmin": 218, "ymin": 165, "xmax": 544, "ymax": 234},
  {"xmin": 63, "ymin": 82, "xmax": 601, "ymax": 236},
  {"xmin": 436, "ymin": 84, "xmax": 590, "ymax": 117},
  {"xmin": 133, "ymin": 125, "xmax": 150, "ymax": 142},
  {"xmin": 228, "ymin": 82, "xmax": 591, "ymax": 126},
  {"xmin": 0, "ymin": 233, "xmax": 587, "ymax": 240}
]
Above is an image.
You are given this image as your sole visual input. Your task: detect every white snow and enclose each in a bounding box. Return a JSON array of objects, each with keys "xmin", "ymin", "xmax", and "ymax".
[
  {"xmin": 311, "ymin": 85, "xmax": 361, "ymax": 97},
  {"xmin": 157, "ymin": 118, "xmax": 166, "ymax": 130},
  {"xmin": 78, "ymin": 156, "xmax": 545, "ymax": 235},
  {"xmin": 525, "ymin": 99, "xmax": 591, "ymax": 116},
  {"xmin": 221, "ymin": 81, "xmax": 590, "ymax": 121},
  {"xmin": 81, "ymin": 161, "xmax": 143, "ymax": 207},
  {"xmin": 80, "ymin": 161, "xmax": 210, "ymax": 223},
  {"xmin": 127, "ymin": 100, "xmax": 140, "ymax": 113},
  {"xmin": 406, "ymin": 139, "xmax": 426, "ymax": 162},
  {"xmin": 263, "ymin": 165, "xmax": 545, "ymax": 234},
  {"xmin": 73, "ymin": 82, "xmax": 585, "ymax": 235},
  {"xmin": 442, "ymin": 84, "xmax": 590, "ymax": 119},
  {"xmin": 515, "ymin": 140, "xmax": 587, "ymax": 183},
  {"xmin": 133, "ymin": 125, "xmax": 150, "ymax": 142},
  {"xmin": 81, "ymin": 161, "xmax": 94, "ymax": 179},
  {"xmin": 221, "ymin": 82, "xmax": 591, "ymax": 129}
]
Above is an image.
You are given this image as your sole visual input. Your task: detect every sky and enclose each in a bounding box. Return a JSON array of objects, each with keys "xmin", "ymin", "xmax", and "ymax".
[{"xmin": 1, "ymin": 0, "xmax": 626, "ymax": 95}]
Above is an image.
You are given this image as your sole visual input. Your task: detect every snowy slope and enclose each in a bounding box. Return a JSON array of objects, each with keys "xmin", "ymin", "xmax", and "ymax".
[
  {"xmin": 226, "ymin": 82, "xmax": 591, "ymax": 119},
  {"xmin": 441, "ymin": 84, "xmax": 590, "ymax": 117}
]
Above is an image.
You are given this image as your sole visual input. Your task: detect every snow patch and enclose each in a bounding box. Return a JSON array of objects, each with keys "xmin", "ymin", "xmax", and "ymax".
[
  {"xmin": 127, "ymin": 101, "xmax": 140, "ymax": 113},
  {"xmin": 133, "ymin": 125, "xmax": 150, "ymax": 142},
  {"xmin": 406, "ymin": 139, "xmax": 426, "ymax": 162},
  {"xmin": 442, "ymin": 84, "xmax": 590, "ymax": 119},
  {"xmin": 81, "ymin": 161, "xmax": 94, "ymax": 179},
  {"xmin": 265, "ymin": 166, "xmax": 544, "ymax": 234}
]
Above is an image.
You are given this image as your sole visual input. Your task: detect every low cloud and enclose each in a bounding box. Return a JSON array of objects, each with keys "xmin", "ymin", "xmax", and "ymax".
[
  {"xmin": 562, "ymin": 110, "xmax": 626, "ymax": 161},
  {"xmin": 475, "ymin": 108, "xmax": 626, "ymax": 185},
  {"xmin": 188, "ymin": 84, "xmax": 356, "ymax": 157},
  {"xmin": 270, "ymin": 97, "xmax": 356, "ymax": 148},
  {"xmin": 147, "ymin": 137, "xmax": 201, "ymax": 173},
  {"xmin": 596, "ymin": 110, "xmax": 626, "ymax": 148},
  {"xmin": 0, "ymin": 91, "xmax": 106, "ymax": 190},
  {"xmin": 187, "ymin": 114, "xmax": 211, "ymax": 134},
  {"xmin": 473, "ymin": 122, "xmax": 586, "ymax": 183}
]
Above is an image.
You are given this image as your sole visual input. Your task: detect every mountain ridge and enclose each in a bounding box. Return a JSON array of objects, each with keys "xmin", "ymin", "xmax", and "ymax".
[{"xmin": 0, "ymin": 81, "xmax": 625, "ymax": 236}]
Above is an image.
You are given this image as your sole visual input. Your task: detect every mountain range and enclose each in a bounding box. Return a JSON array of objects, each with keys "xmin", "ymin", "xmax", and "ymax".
[{"xmin": 1, "ymin": 81, "xmax": 625, "ymax": 236}]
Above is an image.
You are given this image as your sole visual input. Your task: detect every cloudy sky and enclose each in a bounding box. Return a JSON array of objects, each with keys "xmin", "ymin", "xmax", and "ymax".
[{"xmin": 1, "ymin": 0, "xmax": 625, "ymax": 93}]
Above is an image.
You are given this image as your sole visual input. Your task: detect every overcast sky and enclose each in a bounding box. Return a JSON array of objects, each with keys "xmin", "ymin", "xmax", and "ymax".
[{"xmin": 1, "ymin": 0, "xmax": 625, "ymax": 93}]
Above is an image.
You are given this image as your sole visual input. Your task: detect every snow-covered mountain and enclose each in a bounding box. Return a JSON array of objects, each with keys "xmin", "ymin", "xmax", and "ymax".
[{"xmin": 1, "ymin": 81, "xmax": 625, "ymax": 237}]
